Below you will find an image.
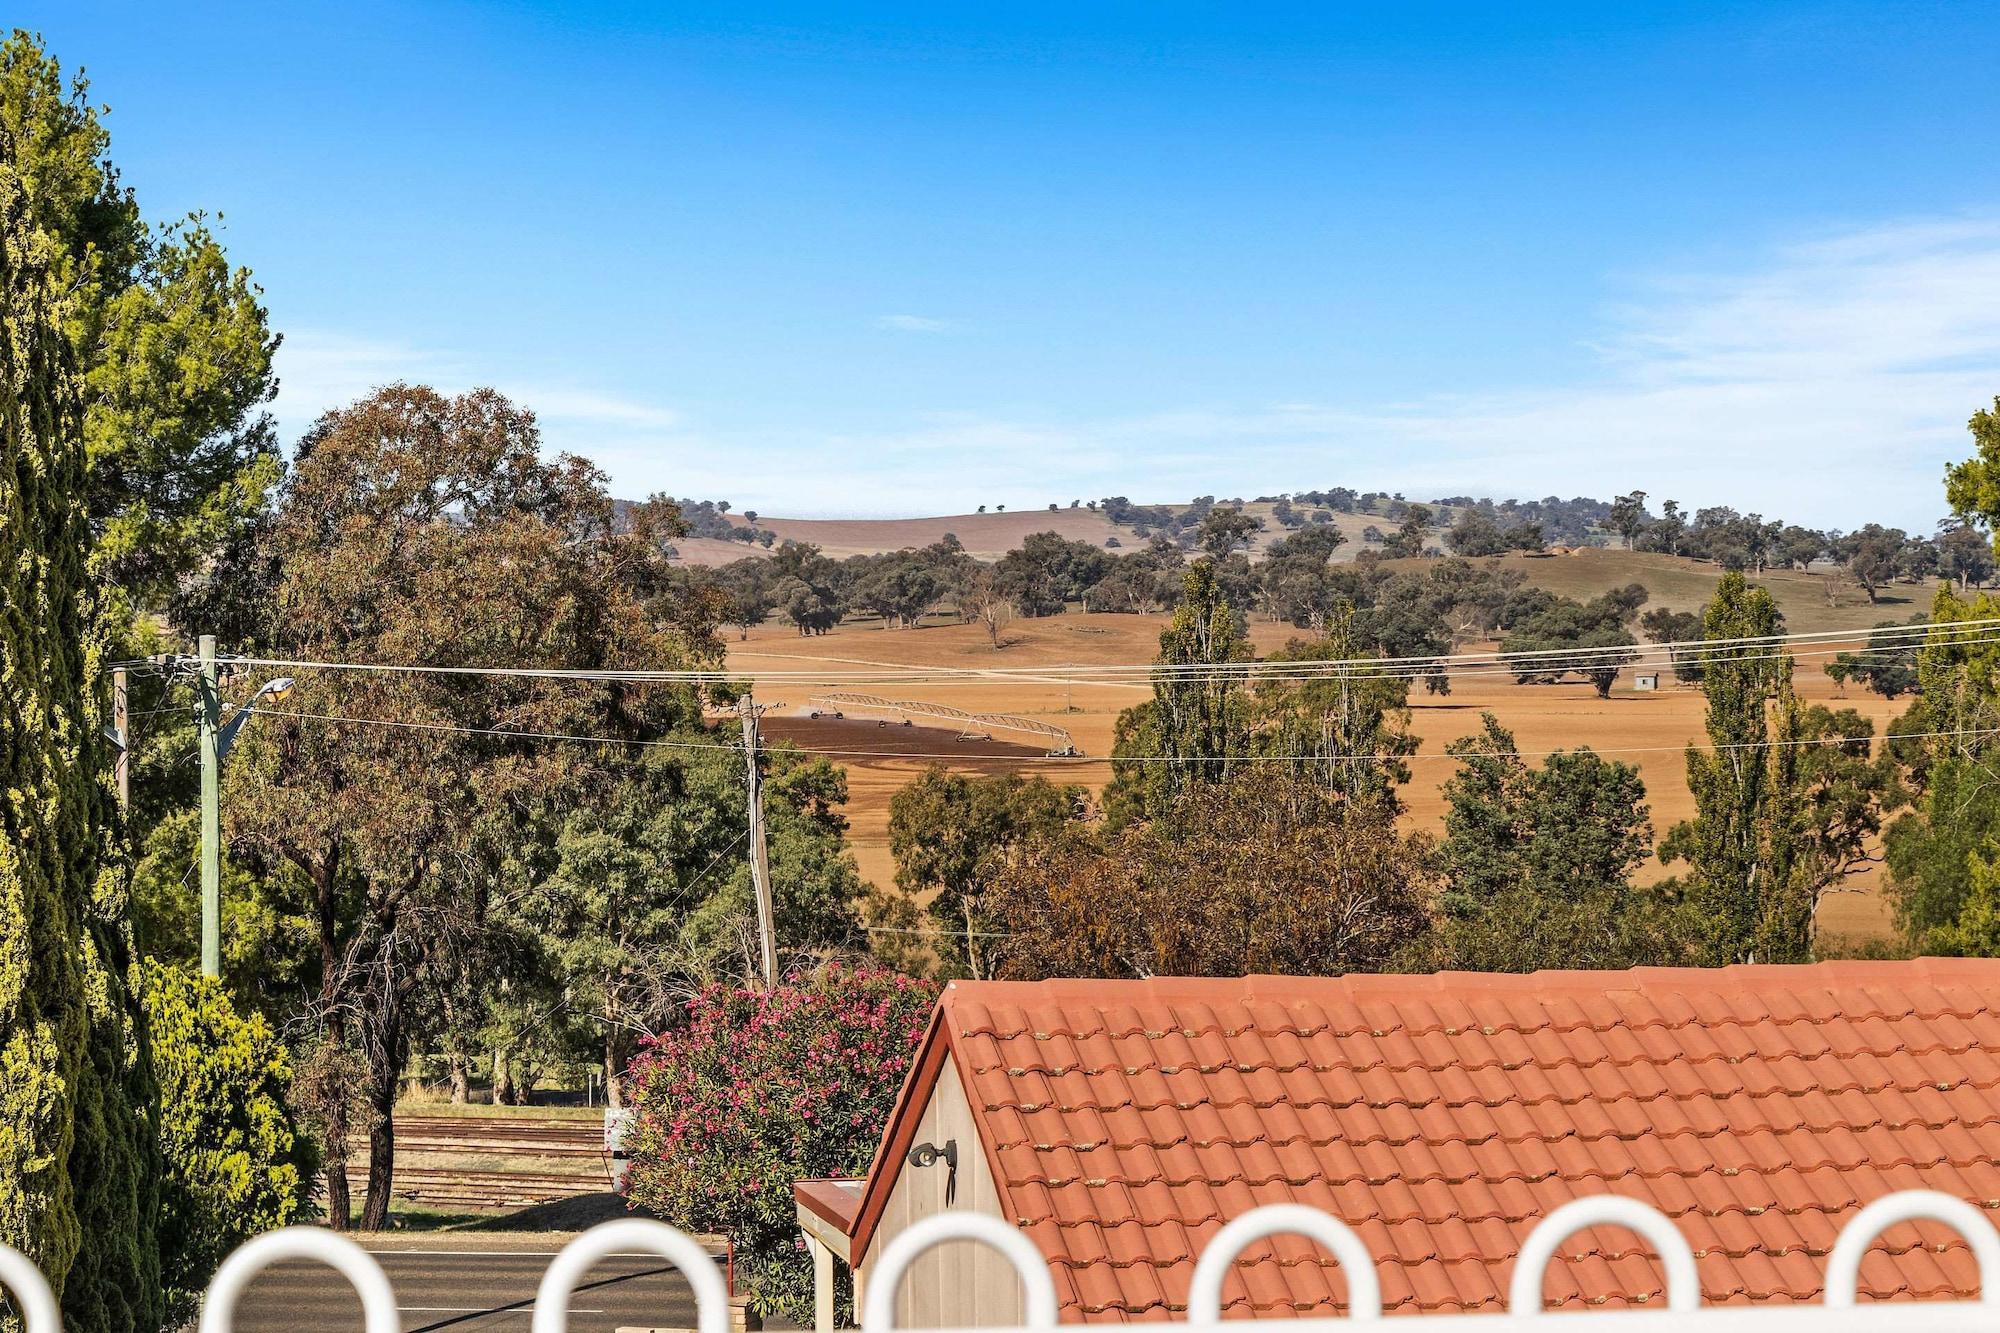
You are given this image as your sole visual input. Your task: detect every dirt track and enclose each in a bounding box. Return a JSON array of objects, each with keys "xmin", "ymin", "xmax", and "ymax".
[{"xmin": 349, "ymin": 1115, "xmax": 610, "ymax": 1212}]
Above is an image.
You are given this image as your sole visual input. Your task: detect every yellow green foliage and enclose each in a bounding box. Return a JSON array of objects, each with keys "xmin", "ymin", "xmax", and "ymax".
[{"xmin": 139, "ymin": 961, "xmax": 314, "ymax": 1321}]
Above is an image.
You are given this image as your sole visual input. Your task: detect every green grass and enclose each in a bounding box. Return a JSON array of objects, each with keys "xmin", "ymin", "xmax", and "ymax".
[
  {"xmin": 1465, "ymin": 549, "xmax": 1938, "ymax": 636},
  {"xmin": 365, "ymin": 1202, "xmax": 492, "ymax": 1232}
]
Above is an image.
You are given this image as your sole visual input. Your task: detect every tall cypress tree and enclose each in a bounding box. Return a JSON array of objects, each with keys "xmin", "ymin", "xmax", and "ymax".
[
  {"xmin": 1103, "ymin": 560, "xmax": 1250, "ymax": 824},
  {"xmin": 0, "ymin": 140, "xmax": 159, "ymax": 1329},
  {"xmin": 1664, "ymin": 572, "xmax": 1787, "ymax": 959},
  {"xmin": 1658, "ymin": 571, "xmax": 1872, "ymax": 966}
]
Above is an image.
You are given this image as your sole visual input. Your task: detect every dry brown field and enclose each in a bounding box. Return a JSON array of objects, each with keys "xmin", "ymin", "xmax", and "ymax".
[
  {"xmin": 725, "ymin": 551, "xmax": 1942, "ymax": 946},
  {"xmin": 676, "ymin": 508, "xmax": 1125, "ymax": 564},
  {"xmin": 670, "ymin": 502, "xmax": 1393, "ymax": 565}
]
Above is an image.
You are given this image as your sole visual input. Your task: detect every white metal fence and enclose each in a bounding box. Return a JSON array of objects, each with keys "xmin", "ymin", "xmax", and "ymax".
[{"xmin": 0, "ymin": 1191, "xmax": 1993, "ymax": 1332}]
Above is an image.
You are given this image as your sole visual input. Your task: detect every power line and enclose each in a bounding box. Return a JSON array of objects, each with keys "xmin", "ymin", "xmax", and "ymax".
[
  {"xmin": 247, "ymin": 706, "xmax": 2000, "ymax": 767},
  {"xmin": 119, "ymin": 617, "xmax": 1996, "ymax": 689},
  {"xmin": 173, "ymin": 629, "xmax": 1998, "ymax": 700}
]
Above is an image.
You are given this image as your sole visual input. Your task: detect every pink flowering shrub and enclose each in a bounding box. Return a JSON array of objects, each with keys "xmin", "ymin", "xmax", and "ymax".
[{"xmin": 624, "ymin": 963, "xmax": 938, "ymax": 1320}]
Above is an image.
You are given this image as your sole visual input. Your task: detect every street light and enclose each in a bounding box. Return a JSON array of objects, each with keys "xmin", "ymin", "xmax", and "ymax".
[{"xmin": 216, "ymin": 676, "xmax": 294, "ymax": 759}]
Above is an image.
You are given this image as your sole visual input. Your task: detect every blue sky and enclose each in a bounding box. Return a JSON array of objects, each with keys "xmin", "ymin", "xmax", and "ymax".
[{"xmin": 23, "ymin": 2, "xmax": 2000, "ymax": 526}]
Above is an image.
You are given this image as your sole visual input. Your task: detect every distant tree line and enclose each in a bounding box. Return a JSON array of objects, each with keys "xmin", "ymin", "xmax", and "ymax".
[
  {"xmin": 877, "ymin": 559, "xmax": 1897, "ymax": 981},
  {"xmin": 668, "ymin": 484, "xmax": 1991, "ymax": 627},
  {"xmin": 651, "ymin": 495, "xmax": 776, "ymax": 547}
]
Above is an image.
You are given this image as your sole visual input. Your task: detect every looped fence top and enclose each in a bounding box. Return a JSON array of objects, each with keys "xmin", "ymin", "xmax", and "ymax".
[
  {"xmin": 1186, "ymin": 1203, "xmax": 1385, "ymax": 1321},
  {"xmin": 1823, "ymin": 1192, "xmax": 2000, "ymax": 1309},
  {"xmin": 1508, "ymin": 1196, "xmax": 1703, "ymax": 1315},
  {"xmin": 861, "ymin": 1210, "xmax": 1060, "ymax": 1331},
  {"xmin": 198, "ymin": 1227, "xmax": 399, "ymax": 1333},
  {"xmin": 0, "ymin": 1242, "xmax": 59, "ymax": 1333},
  {"xmin": 532, "ymin": 1219, "xmax": 731, "ymax": 1333}
]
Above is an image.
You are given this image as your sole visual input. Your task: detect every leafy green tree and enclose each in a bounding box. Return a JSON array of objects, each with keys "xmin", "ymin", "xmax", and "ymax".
[
  {"xmin": 1945, "ymin": 396, "xmax": 2000, "ymax": 538},
  {"xmin": 1776, "ymin": 524, "xmax": 1829, "ymax": 571},
  {"xmin": 1937, "ymin": 521, "xmax": 1995, "ymax": 590},
  {"xmin": 1087, "ymin": 535, "xmax": 1184, "ymax": 614},
  {"xmin": 770, "ymin": 541, "xmax": 847, "ymax": 634},
  {"xmin": 1661, "ymin": 573, "xmax": 1893, "ymax": 963},
  {"xmin": 1824, "ymin": 617, "xmax": 1924, "ymax": 699},
  {"xmin": 140, "ymin": 961, "xmax": 313, "ymax": 1323},
  {"xmin": 1927, "ymin": 847, "xmax": 2000, "ymax": 956},
  {"xmin": 1635, "ymin": 499, "xmax": 1687, "ymax": 556},
  {"xmin": 710, "ymin": 557, "xmax": 777, "ymax": 638},
  {"xmin": 1, "ymin": 33, "xmax": 279, "ymax": 630},
  {"xmin": 992, "ymin": 531, "xmax": 1112, "ymax": 616},
  {"xmin": 1499, "ymin": 584, "xmax": 1648, "ymax": 696},
  {"xmin": 1104, "ymin": 561, "xmax": 1251, "ymax": 825},
  {"xmin": 1429, "ymin": 715, "xmax": 1672, "ymax": 971},
  {"xmin": 1444, "ymin": 510, "xmax": 1541, "ymax": 556},
  {"xmin": 1607, "ymin": 491, "xmax": 1650, "ymax": 547},
  {"xmin": 1660, "ymin": 572, "xmax": 1790, "ymax": 961},
  {"xmin": 513, "ymin": 740, "xmax": 867, "ymax": 1104},
  {"xmin": 885, "ymin": 767, "xmax": 1088, "ymax": 977},
  {"xmin": 1251, "ymin": 607, "xmax": 1419, "ymax": 811},
  {"xmin": 851, "ymin": 552, "xmax": 948, "ymax": 627},
  {"xmin": 1194, "ymin": 504, "xmax": 1263, "ymax": 560},
  {"xmin": 1835, "ymin": 523, "xmax": 1910, "ymax": 602},
  {"xmin": 1883, "ymin": 584, "xmax": 2000, "ymax": 947},
  {"xmin": 1379, "ymin": 503, "xmax": 1433, "ymax": 557},
  {"xmin": 1257, "ymin": 524, "xmax": 1347, "ymax": 630},
  {"xmin": 984, "ymin": 771, "xmax": 1432, "ymax": 979},
  {"xmin": 1639, "ymin": 606, "xmax": 1704, "ymax": 683},
  {"xmin": 225, "ymin": 385, "xmax": 716, "ymax": 1228},
  {"xmin": 0, "ymin": 142, "xmax": 161, "ymax": 1331}
]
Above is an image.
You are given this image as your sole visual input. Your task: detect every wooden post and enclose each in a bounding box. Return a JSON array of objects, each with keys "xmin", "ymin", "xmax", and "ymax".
[
  {"xmin": 112, "ymin": 667, "xmax": 131, "ymax": 813},
  {"xmin": 739, "ymin": 694, "xmax": 778, "ymax": 987},
  {"xmin": 806, "ymin": 1233, "xmax": 835, "ymax": 1333}
]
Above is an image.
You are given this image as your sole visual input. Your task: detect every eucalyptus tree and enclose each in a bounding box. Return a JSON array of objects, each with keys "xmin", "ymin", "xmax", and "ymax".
[{"xmin": 226, "ymin": 385, "xmax": 719, "ymax": 1228}]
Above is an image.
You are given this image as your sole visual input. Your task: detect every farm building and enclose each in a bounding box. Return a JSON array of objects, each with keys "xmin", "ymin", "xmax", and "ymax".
[{"xmin": 794, "ymin": 961, "xmax": 2000, "ymax": 1327}]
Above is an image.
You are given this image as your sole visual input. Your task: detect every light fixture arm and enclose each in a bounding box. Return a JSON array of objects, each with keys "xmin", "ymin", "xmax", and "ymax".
[{"xmin": 215, "ymin": 677, "xmax": 294, "ymax": 760}]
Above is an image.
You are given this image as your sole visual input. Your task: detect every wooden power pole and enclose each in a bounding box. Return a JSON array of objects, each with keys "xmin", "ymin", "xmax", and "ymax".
[
  {"xmin": 111, "ymin": 666, "xmax": 131, "ymax": 813},
  {"xmin": 738, "ymin": 694, "xmax": 778, "ymax": 987}
]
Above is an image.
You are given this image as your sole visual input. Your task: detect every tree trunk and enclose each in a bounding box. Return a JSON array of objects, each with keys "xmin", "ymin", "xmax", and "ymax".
[
  {"xmin": 493, "ymin": 1047, "xmax": 513, "ymax": 1106},
  {"xmin": 360, "ymin": 983, "xmax": 405, "ymax": 1231},
  {"xmin": 360, "ymin": 1097, "xmax": 395, "ymax": 1231},
  {"xmin": 449, "ymin": 1051, "xmax": 470, "ymax": 1104},
  {"xmin": 323, "ymin": 1132, "xmax": 351, "ymax": 1230},
  {"xmin": 312, "ymin": 850, "xmax": 351, "ymax": 1228},
  {"xmin": 604, "ymin": 1027, "xmax": 633, "ymax": 1110}
]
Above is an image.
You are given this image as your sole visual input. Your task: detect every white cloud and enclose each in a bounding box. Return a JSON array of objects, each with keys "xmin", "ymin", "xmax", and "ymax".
[
  {"xmin": 874, "ymin": 313, "xmax": 956, "ymax": 333},
  {"xmin": 270, "ymin": 330, "xmax": 451, "ymax": 428},
  {"xmin": 270, "ymin": 330, "xmax": 693, "ymax": 475},
  {"xmin": 718, "ymin": 215, "xmax": 2000, "ymax": 524}
]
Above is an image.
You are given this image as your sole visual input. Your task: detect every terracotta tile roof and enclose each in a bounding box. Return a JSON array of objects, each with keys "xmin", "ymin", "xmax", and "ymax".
[{"xmin": 872, "ymin": 962, "xmax": 2000, "ymax": 1322}]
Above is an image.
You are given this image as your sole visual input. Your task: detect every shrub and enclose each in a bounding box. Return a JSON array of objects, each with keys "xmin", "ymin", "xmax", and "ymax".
[
  {"xmin": 624, "ymin": 964, "xmax": 938, "ymax": 1321},
  {"xmin": 140, "ymin": 960, "xmax": 316, "ymax": 1320}
]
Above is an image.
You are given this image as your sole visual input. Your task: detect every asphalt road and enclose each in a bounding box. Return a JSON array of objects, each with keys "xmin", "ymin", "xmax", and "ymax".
[{"xmin": 226, "ymin": 1241, "xmax": 717, "ymax": 1333}]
